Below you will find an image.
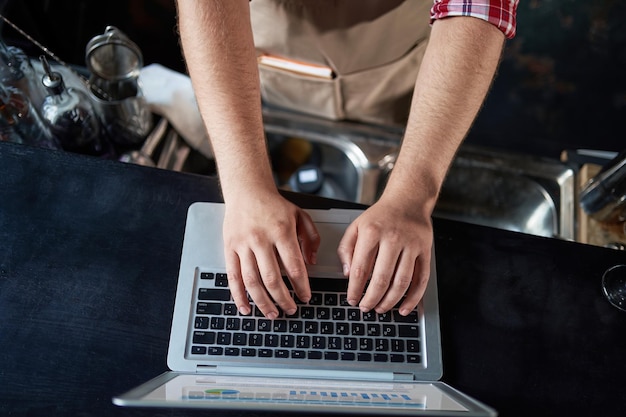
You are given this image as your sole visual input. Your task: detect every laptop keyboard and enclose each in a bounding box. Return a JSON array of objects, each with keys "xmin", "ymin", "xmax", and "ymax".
[{"xmin": 189, "ymin": 272, "xmax": 421, "ymax": 364}]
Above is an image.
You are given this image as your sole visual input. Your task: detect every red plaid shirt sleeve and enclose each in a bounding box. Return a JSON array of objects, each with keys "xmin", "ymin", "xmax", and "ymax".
[{"xmin": 430, "ymin": 0, "xmax": 519, "ymax": 39}]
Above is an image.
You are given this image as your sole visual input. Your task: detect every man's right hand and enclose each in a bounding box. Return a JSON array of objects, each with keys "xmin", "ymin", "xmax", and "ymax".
[{"xmin": 222, "ymin": 191, "xmax": 320, "ymax": 319}]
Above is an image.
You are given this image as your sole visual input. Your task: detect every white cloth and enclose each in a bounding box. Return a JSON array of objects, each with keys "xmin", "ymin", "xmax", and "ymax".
[{"xmin": 139, "ymin": 64, "xmax": 214, "ymax": 159}]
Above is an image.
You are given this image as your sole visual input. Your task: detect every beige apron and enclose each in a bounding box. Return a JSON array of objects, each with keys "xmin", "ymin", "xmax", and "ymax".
[{"xmin": 250, "ymin": 0, "xmax": 432, "ymax": 126}]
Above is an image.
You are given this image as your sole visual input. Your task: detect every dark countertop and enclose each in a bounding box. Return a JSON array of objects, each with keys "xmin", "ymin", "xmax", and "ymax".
[{"xmin": 1, "ymin": 141, "xmax": 626, "ymax": 417}]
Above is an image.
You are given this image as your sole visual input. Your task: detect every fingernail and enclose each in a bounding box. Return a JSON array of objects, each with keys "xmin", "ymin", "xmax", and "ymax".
[
  {"xmin": 239, "ymin": 306, "xmax": 251, "ymax": 315},
  {"xmin": 266, "ymin": 311, "xmax": 278, "ymax": 320},
  {"xmin": 342, "ymin": 263, "xmax": 350, "ymax": 276},
  {"xmin": 286, "ymin": 308, "xmax": 297, "ymax": 316},
  {"xmin": 359, "ymin": 305, "xmax": 370, "ymax": 313},
  {"xmin": 311, "ymin": 251, "xmax": 317, "ymax": 265},
  {"xmin": 399, "ymin": 308, "xmax": 412, "ymax": 316}
]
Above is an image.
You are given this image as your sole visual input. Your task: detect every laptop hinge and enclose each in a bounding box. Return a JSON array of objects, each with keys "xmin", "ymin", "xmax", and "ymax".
[
  {"xmin": 197, "ymin": 365, "xmax": 396, "ymax": 381},
  {"xmin": 196, "ymin": 365, "xmax": 218, "ymax": 374},
  {"xmin": 392, "ymin": 373, "xmax": 415, "ymax": 381}
]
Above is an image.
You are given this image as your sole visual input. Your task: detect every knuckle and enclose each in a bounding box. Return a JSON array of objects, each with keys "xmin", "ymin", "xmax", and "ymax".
[
  {"xmin": 394, "ymin": 274, "xmax": 413, "ymax": 289},
  {"xmin": 241, "ymin": 273, "xmax": 261, "ymax": 289},
  {"xmin": 370, "ymin": 274, "xmax": 391, "ymax": 290},
  {"xmin": 285, "ymin": 265, "xmax": 306, "ymax": 279},
  {"xmin": 261, "ymin": 272, "xmax": 283, "ymax": 288}
]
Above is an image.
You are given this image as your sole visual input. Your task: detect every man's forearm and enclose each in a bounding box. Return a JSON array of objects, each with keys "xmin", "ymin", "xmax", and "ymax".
[
  {"xmin": 176, "ymin": 0, "xmax": 276, "ymax": 199},
  {"xmin": 383, "ymin": 16, "xmax": 505, "ymax": 213}
]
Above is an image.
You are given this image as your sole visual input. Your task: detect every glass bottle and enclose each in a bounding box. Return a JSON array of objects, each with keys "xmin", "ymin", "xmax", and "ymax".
[
  {"xmin": 0, "ymin": 83, "xmax": 59, "ymax": 150},
  {"xmin": 0, "ymin": 38, "xmax": 45, "ymax": 108},
  {"xmin": 39, "ymin": 56, "xmax": 103, "ymax": 155}
]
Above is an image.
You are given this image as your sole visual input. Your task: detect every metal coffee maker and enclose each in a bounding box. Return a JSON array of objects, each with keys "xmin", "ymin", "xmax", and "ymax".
[{"xmin": 86, "ymin": 26, "xmax": 152, "ymax": 146}]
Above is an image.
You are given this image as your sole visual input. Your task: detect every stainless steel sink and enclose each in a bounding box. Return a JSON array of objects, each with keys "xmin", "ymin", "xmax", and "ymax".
[
  {"xmin": 433, "ymin": 146, "xmax": 575, "ymax": 239},
  {"xmin": 262, "ymin": 108, "xmax": 576, "ymax": 240},
  {"xmin": 159, "ymin": 107, "xmax": 575, "ymax": 240}
]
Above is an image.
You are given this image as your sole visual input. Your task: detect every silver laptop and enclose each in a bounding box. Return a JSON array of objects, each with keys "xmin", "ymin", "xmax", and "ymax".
[{"xmin": 113, "ymin": 202, "xmax": 496, "ymax": 416}]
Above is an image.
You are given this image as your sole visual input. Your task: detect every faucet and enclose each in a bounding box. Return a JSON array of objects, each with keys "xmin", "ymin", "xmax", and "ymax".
[{"xmin": 580, "ymin": 150, "xmax": 626, "ymax": 222}]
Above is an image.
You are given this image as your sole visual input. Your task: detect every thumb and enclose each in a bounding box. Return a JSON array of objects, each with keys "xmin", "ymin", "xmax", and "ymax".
[
  {"xmin": 297, "ymin": 210, "xmax": 320, "ymax": 265},
  {"xmin": 337, "ymin": 223, "xmax": 357, "ymax": 277}
]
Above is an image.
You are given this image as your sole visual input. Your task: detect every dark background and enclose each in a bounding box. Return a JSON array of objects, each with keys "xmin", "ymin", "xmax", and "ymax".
[{"xmin": 1, "ymin": 0, "xmax": 625, "ymax": 159}]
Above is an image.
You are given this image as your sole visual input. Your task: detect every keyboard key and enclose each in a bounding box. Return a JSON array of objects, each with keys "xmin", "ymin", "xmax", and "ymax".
[
  {"xmin": 316, "ymin": 307, "xmax": 330, "ymax": 320},
  {"xmin": 225, "ymin": 347, "xmax": 239, "ymax": 356},
  {"xmin": 347, "ymin": 309, "xmax": 360, "ymax": 321},
  {"xmin": 288, "ymin": 320, "xmax": 303, "ymax": 333},
  {"xmin": 309, "ymin": 293, "xmax": 323, "ymax": 305},
  {"xmin": 375, "ymin": 339, "xmax": 389, "ymax": 352},
  {"xmin": 324, "ymin": 293, "xmax": 338, "ymax": 306},
  {"xmin": 215, "ymin": 273, "xmax": 228, "ymax": 287},
  {"xmin": 208, "ymin": 347, "xmax": 223, "ymax": 355},
  {"xmin": 399, "ymin": 325, "xmax": 419, "ymax": 337},
  {"xmin": 378, "ymin": 311, "xmax": 392, "ymax": 322},
  {"xmin": 258, "ymin": 319, "xmax": 272, "ymax": 332},
  {"xmin": 264, "ymin": 334, "xmax": 279, "ymax": 347},
  {"xmin": 193, "ymin": 331, "xmax": 215, "ymax": 344},
  {"xmin": 382, "ymin": 324, "xmax": 396, "ymax": 337},
  {"xmin": 407, "ymin": 354, "xmax": 421, "ymax": 364},
  {"xmin": 194, "ymin": 317, "xmax": 209, "ymax": 329},
  {"xmin": 296, "ymin": 335, "xmax": 310, "ymax": 349},
  {"xmin": 224, "ymin": 303, "xmax": 238, "ymax": 315},
  {"xmin": 312, "ymin": 336, "xmax": 326, "ymax": 349},
  {"xmin": 359, "ymin": 338, "xmax": 373, "ymax": 351},
  {"xmin": 242, "ymin": 319, "xmax": 255, "ymax": 331},
  {"xmin": 275, "ymin": 349, "xmax": 290, "ymax": 358},
  {"xmin": 191, "ymin": 346, "xmax": 206, "ymax": 355},
  {"xmin": 292, "ymin": 350, "xmax": 306, "ymax": 359},
  {"xmin": 198, "ymin": 288, "xmax": 230, "ymax": 301},
  {"xmin": 200, "ymin": 272, "xmax": 214, "ymax": 280},
  {"xmin": 328, "ymin": 337, "xmax": 341, "ymax": 350},
  {"xmin": 320, "ymin": 322, "xmax": 334, "ymax": 334},
  {"xmin": 308, "ymin": 351, "xmax": 323, "ymax": 359},
  {"xmin": 407, "ymin": 340, "xmax": 420, "ymax": 353},
  {"xmin": 242, "ymin": 348, "xmax": 256, "ymax": 357},
  {"xmin": 336, "ymin": 323, "xmax": 349, "ymax": 335},
  {"xmin": 362, "ymin": 311, "xmax": 376, "ymax": 321},
  {"xmin": 339, "ymin": 294, "xmax": 350, "ymax": 306},
  {"xmin": 210, "ymin": 317, "xmax": 225, "ymax": 330},
  {"xmin": 393, "ymin": 310, "xmax": 418, "ymax": 323},
  {"xmin": 196, "ymin": 302, "xmax": 221, "ymax": 315},
  {"xmin": 343, "ymin": 337, "xmax": 357, "ymax": 350},
  {"xmin": 258, "ymin": 349, "xmax": 273, "ymax": 357},
  {"xmin": 367, "ymin": 324, "xmax": 381, "ymax": 336},
  {"xmin": 226, "ymin": 318, "xmax": 240, "ymax": 330},
  {"xmin": 391, "ymin": 354, "xmax": 405, "ymax": 363},
  {"xmin": 357, "ymin": 353, "xmax": 372, "ymax": 361},
  {"xmin": 324, "ymin": 351, "xmax": 339, "ymax": 360},
  {"xmin": 391, "ymin": 339, "xmax": 405, "ymax": 352},
  {"xmin": 374, "ymin": 354, "xmax": 389, "ymax": 362},
  {"xmin": 341, "ymin": 352, "xmax": 355, "ymax": 361},
  {"xmin": 304, "ymin": 321, "xmax": 318, "ymax": 334},
  {"xmin": 280, "ymin": 334, "xmax": 295, "ymax": 348},
  {"xmin": 249, "ymin": 334, "xmax": 263, "ymax": 346},
  {"xmin": 351, "ymin": 323, "xmax": 365, "ymax": 336},
  {"xmin": 331, "ymin": 308, "xmax": 346, "ymax": 321},
  {"xmin": 233, "ymin": 333, "xmax": 247, "ymax": 345},
  {"xmin": 300, "ymin": 306, "xmax": 315, "ymax": 319},
  {"xmin": 273, "ymin": 320, "xmax": 287, "ymax": 332},
  {"xmin": 216, "ymin": 332, "xmax": 231, "ymax": 345}
]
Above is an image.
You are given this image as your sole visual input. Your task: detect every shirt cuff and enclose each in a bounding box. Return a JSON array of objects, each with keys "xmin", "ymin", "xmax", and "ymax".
[{"xmin": 430, "ymin": 0, "xmax": 519, "ymax": 39}]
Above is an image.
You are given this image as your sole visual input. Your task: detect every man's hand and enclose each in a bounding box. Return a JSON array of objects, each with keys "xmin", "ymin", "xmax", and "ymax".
[
  {"xmin": 337, "ymin": 196, "xmax": 432, "ymax": 316},
  {"xmin": 223, "ymin": 191, "xmax": 320, "ymax": 319}
]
